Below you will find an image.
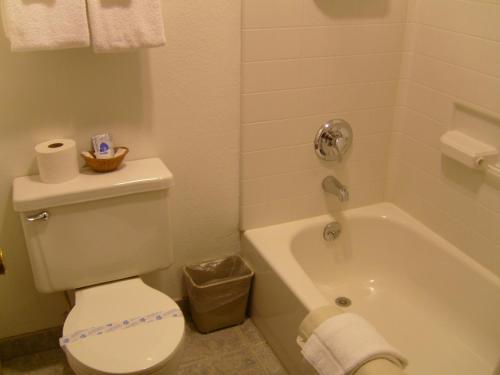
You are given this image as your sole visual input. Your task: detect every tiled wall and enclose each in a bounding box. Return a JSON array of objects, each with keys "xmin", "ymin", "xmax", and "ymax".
[
  {"xmin": 241, "ymin": 0, "xmax": 409, "ymax": 229},
  {"xmin": 241, "ymin": 0, "xmax": 500, "ymax": 277},
  {"xmin": 387, "ymin": 0, "xmax": 500, "ymax": 276}
]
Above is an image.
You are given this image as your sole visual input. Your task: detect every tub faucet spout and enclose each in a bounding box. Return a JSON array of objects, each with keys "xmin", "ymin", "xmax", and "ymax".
[{"xmin": 322, "ymin": 176, "xmax": 349, "ymax": 202}]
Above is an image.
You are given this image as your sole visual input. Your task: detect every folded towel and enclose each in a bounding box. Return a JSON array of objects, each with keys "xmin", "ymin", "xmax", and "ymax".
[
  {"xmin": 301, "ymin": 313, "xmax": 408, "ymax": 375},
  {"xmin": 2, "ymin": 0, "xmax": 90, "ymax": 52},
  {"xmin": 86, "ymin": 0, "xmax": 166, "ymax": 53}
]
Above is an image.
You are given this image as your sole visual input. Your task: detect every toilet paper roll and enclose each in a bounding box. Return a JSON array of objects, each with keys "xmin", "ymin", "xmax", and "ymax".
[{"xmin": 35, "ymin": 139, "xmax": 79, "ymax": 183}]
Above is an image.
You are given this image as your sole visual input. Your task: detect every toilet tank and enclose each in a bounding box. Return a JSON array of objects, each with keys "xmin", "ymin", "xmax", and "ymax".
[{"xmin": 13, "ymin": 158, "xmax": 174, "ymax": 293}]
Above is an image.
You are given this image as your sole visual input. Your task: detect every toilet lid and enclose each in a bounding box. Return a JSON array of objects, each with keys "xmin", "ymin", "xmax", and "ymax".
[{"xmin": 63, "ymin": 278, "xmax": 184, "ymax": 375}]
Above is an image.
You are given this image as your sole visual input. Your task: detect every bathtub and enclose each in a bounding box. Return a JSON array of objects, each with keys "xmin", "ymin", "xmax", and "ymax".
[{"xmin": 242, "ymin": 203, "xmax": 500, "ymax": 375}]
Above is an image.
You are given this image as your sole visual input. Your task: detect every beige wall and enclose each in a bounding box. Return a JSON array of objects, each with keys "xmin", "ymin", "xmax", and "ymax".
[
  {"xmin": 0, "ymin": 0, "xmax": 240, "ymax": 339},
  {"xmin": 240, "ymin": 0, "xmax": 409, "ymax": 229},
  {"xmin": 387, "ymin": 0, "xmax": 500, "ymax": 276}
]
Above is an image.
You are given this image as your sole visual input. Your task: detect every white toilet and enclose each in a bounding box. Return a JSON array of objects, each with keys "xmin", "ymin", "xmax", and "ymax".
[{"xmin": 13, "ymin": 158, "xmax": 185, "ymax": 375}]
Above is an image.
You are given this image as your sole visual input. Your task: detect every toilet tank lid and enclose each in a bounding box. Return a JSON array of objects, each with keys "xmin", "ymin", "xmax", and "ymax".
[{"xmin": 13, "ymin": 158, "xmax": 174, "ymax": 212}]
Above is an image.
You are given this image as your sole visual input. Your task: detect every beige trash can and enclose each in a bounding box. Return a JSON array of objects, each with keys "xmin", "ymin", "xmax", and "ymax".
[{"xmin": 183, "ymin": 255, "xmax": 254, "ymax": 333}]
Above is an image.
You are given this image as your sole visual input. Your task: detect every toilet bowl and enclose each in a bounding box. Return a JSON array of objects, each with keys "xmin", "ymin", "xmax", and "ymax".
[{"xmin": 62, "ymin": 278, "xmax": 185, "ymax": 375}]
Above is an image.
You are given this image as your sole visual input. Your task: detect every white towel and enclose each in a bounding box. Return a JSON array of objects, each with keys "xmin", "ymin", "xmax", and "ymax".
[
  {"xmin": 2, "ymin": 0, "xmax": 90, "ymax": 52},
  {"xmin": 86, "ymin": 0, "xmax": 166, "ymax": 53},
  {"xmin": 302, "ymin": 313, "xmax": 408, "ymax": 375}
]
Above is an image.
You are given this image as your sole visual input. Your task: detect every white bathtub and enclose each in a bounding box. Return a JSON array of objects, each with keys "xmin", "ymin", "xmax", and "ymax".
[{"xmin": 242, "ymin": 203, "xmax": 500, "ymax": 375}]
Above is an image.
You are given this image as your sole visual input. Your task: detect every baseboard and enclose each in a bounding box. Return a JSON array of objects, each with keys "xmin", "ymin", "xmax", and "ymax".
[{"xmin": 0, "ymin": 325, "xmax": 62, "ymax": 361}]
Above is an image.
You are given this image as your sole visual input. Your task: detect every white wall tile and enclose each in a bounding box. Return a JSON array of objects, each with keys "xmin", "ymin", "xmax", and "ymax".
[
  {"xmin": 415, "ymin": 25, "xmax": 500, "ymax": 79},
  {"xmin": 419, "ymin": 0, "xmax": 500, "ymax": 42},
  {"xmin": 243, "ymin": 29, "xmax": 302, "ymax": 62},
  {"xmin": 241, "ymin": 107, "xmax": 393, "ymax": 152},
  {"xmin": 406, "ymin": 82, "xmax": 454, "ymax": 124},
  {"xmin": 243, "ymin": 53, "xmax": 402, "ymax": 93},
  {"xmin": 243, "ymin": 0, "xmax": 303, "ymax": 29},
  {"xmin": 241, "ymin": 0, "xmax": 409, "ymax": 229},
  {"xmin": 242, "ymin": 0, "xmax": 500, "ymax": 280},
  {"xmin": 411, "ymin": 54, "xmax": 500, "ymax": 114},
  {"xmin": 389, "ymin": 0, "xmax": 500, "ymax": 276},
  {"xmin": 300, "ymin": 24, "xmax": 406, "ymax": 57},
  {"xmin": 302, "ymin": 0, "xmax": 408, "ymax": 26},
  {"xmin": 406, "ymin": 0, "xmax": 420, "ymax": 23},
  {"xmin": 242, "ymin": 81, "xmax": 399, "ymax": 124}
]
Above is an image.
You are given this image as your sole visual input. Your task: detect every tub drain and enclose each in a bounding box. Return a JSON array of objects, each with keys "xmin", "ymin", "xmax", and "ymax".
[{"xmin": 335, "ymin": 296, "xmax": 352, "ymax": 307}]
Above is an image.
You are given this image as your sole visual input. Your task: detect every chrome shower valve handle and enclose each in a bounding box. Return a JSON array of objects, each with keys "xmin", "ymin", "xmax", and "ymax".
[{"xmin": 314, "ymin": 119, "xmax": 353, "ymax": 162}]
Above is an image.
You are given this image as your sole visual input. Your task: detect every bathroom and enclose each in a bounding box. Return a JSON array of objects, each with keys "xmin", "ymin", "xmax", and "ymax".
[{"xmin": 0, "ymin": 0, "xmax": 499, "ymax": 374}]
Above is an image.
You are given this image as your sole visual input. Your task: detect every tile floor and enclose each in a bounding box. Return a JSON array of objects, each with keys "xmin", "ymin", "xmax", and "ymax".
[{"xmin": 1, "ymin": 320, "xmax": 288, "ymax": 375}]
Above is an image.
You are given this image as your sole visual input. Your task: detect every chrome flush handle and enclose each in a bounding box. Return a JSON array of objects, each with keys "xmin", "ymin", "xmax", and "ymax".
[
  {"xmin": 0, "ymin": 248, "xmax": 5, "ymax": 275},
  {"xmin": 26, "ymin": 211, "xmax": 50, "ymax": 222}
]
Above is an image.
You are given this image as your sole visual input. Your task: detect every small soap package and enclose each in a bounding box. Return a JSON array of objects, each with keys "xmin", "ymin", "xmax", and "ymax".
[{"xmin": 92, "ymin": 133, "xmax": 115, "ymax": 159}]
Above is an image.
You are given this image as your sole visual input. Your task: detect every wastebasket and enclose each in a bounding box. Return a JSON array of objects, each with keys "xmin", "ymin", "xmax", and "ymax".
[{"xmin": 183, "ymin": 255, "xmax": 254, "ymax": 333}]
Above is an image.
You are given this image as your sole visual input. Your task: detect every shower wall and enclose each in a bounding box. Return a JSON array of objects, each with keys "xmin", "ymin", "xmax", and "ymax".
[
  {"xmin": 240, "ymin": 0, "xmax": 409, "ymax": 229},
  {"xmin": 241, "ymin": 0, "xmax": 500, "ymax": 280},
  {"xmin": 387, "ymin": 0, "xmax": 500, "ymax": 276}
]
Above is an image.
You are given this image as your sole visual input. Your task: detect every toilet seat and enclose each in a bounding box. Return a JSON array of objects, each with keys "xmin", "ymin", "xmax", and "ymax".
[{"xmin": 62, "ymin": 278, "xmax": 185, "ymax": 375}]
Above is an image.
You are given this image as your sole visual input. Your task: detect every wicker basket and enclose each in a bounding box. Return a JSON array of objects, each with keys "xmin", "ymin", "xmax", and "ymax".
[{"xmin": 81, "ymin": 147, "xmax": 129, "ymax": 173}]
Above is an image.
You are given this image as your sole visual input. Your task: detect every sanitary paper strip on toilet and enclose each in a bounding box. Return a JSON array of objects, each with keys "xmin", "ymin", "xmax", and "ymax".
[{"xmin": 59, "ymin": 309, "xmax": 182, "ymax": 347}]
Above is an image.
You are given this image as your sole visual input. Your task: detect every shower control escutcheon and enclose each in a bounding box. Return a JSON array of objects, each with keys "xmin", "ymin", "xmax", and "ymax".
[{"xmin": 314, "ymin": 119, "xmax": 353, "ymax": 161}]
